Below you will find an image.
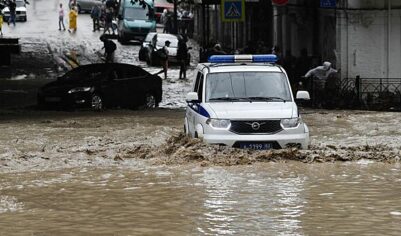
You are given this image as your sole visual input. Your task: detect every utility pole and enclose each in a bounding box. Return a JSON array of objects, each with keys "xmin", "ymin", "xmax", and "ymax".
[{"xmin": 173, "ymin": 0, "xmax": 178, "ymax": 34}]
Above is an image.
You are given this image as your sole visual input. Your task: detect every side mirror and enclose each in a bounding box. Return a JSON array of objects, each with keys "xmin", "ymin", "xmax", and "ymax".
[
  {"xmin": 296, "ymin": 91, "xmax": 310, "ymax": 100},
  {"xmin": 186, "ymin": 92, "xmax": 199, "ymax": 102}
]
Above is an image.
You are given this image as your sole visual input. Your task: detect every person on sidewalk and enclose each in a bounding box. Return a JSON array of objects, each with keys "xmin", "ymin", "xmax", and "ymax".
[
  {"xmin": 8, "ymin": 0, "xmax": 16, "ymax": 26},
  {"xmin": 68, "ymin": 6, "xmax": 78, "ymax": 33},
  {"xmin": 90, "ymin": 5, "xmax": 101, "ymax": 32},
  {"xmin": 156, "ymin": 40, "xmax": 170, "ymax": 80},
  {"xmin": 177, "ymin": 38, "xmax": 189, "ymax": 80},
  {"xmin": 58, "ymin": 3, "xmax": 66, "ymax": 31},
  {"xmin": 103, "ymin": 7, "xmax": 115, "ymax": 35}
]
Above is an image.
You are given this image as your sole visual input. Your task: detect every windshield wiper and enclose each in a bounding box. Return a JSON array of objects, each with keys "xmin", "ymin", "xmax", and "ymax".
[
  {"xmin": 248, "ymin": 96, "xmax": 287, "ymax": 102},
  {"xmin": 209, "ymin": 97, "xmax": 248, "ymax": 102}
]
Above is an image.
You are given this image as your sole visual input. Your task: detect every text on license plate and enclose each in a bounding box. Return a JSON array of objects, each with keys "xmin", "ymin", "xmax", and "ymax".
[{"xmin": 239, "ymin": 143, "xmax": 272, "ymax": 150}]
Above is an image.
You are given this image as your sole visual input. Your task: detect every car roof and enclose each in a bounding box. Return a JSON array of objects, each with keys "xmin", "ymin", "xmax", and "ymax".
[
  {"xmin": 144, "ymin": 32, "xmax": 157, "ymax": 41},
  {"xmin": 156, "ymin": 33, "xmax": 178, "ymax": 40},
  {"xmin": 72, "ymin": 63, "xmax": 148, "ymax": 72},
  {"xmin": 199, "ymin": 63, "xmax": 283, "ymax": 74}
]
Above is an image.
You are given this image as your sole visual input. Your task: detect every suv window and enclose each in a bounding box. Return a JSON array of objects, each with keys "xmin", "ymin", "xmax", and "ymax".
[
  {"xmin": 205, "ymin": 72, "xmax": 291, "ymax": 102},
  {"xmin": 194, "ymin": 72, "xmax": 204, "ymax": 101}
]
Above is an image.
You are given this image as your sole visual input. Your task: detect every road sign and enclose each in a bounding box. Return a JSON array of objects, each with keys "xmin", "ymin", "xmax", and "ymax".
[
  {"xmin": 320, "ymin": 0, "xmax": 336, "ymax": 8},
  {"xmin": 272, "ymin": 0, "xmax": 288, "ymax": 5},
  {"xmin": 221, "ymin": 0, "xmax": 245, "ymax": 22}
]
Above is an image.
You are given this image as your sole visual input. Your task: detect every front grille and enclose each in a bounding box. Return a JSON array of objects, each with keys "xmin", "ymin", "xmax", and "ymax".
[
  {"xmin": 130, "ymin": 28, "xmax": 149, "ymax": 34},
  {"xmin": 229, "ymin": 120, "xmax": 283, "ymax": 135}
]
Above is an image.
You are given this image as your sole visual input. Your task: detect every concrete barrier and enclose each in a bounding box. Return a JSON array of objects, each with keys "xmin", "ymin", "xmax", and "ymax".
[{"xmin": 0, "ymin": 37, "xmax": 21, "ymax": 65}]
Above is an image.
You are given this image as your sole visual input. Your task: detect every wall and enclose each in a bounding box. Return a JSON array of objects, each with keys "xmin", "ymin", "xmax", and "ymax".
[
  {"xmin": 192, "ymin": 1, "xmax": 273, "ymax": 51},
  {"xmin": 337, "ymin": 2, "xmax": 401, "ymax": 79}
]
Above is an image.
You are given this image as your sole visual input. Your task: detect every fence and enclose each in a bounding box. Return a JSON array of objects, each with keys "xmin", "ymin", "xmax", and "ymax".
[{"xmin": 302, "ymin": 76, "xmax": 401, "ymax": 110}]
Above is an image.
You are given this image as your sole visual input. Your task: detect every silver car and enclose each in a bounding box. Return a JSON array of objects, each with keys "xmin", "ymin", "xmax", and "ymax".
[
  {"xmin": 1, "ymin": 0, "xmax": 27, "ymax": 22},
  {"xmin": 76, "ymin": 0, "xmax": 104, "ymax": 13}
]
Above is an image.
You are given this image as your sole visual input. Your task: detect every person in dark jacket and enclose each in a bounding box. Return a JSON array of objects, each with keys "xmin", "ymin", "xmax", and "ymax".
[
  {"xmin": 90, "ymin": 5, "xmax": 101, "ymax": 32},
  {"xmin": 177, "ymin": 38, "xmax": 189, "ymax": 80},
  {"xmin": 100, "ymin": 35, "xmax": 117, "ymax": 63},
  {"xmin": 8, "ymin": 0, "xmax": 16, "ymax": 26}
]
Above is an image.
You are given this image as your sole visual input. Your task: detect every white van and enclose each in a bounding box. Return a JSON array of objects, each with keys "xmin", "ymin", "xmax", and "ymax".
[{"xmin": 184, "ymin": 54, "xmax": 310, "ymax": 150}]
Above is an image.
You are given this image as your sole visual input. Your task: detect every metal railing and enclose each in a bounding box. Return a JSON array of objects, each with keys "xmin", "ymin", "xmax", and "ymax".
[{"xmin": 300, "ymin": 76, "xmax": 401, "ymax": 110}]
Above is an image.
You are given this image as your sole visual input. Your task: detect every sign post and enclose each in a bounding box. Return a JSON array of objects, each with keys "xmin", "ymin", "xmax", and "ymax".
[{"xmin": 221, "ymin": 0, "xmax": 245, "ymax": 22}]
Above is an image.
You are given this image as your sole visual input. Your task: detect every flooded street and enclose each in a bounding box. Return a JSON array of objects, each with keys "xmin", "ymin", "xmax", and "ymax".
[
  {"xmin": 1, "ymin": 162, "xmax": 401, "ymax": 235},
  {"xmin": 1, "ymin": 109, "xmax": 401, "ymax": 235}
]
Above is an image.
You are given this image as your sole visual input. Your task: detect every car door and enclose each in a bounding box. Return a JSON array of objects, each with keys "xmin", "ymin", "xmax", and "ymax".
[
  {"xmin": 124, "ymin": 65, "xmax": 150, "ymax": 107},
  {"xmin": 100, "ymin": 66, "xmax": 125, "ymax": 107},
  {"xmin": 186, "ymin": 71, "xmax": 204, "ymax": 136}
]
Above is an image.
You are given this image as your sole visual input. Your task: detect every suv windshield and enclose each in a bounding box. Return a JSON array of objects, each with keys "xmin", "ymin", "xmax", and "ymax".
[
  {"xmin": 125, "ymin": 8, "xmax": 149, "ymax": 21},
  {"xmin": 206, "ymin": 72, "xmax": 292, "ymax": 102},
  {"xmin": 16, "ymin": 1, "xmax": 25, "ymax": 7}
]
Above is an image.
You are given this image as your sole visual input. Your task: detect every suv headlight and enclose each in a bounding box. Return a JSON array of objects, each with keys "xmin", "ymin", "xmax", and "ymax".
[
  {"xmin": 206, "ymin": 118, "xmax": 231, "ymax": 129},
  {"xmin": 281, "ymin": 118, "xmax": 301, "ymax": 128},
  {"xmin": 68, "ymin": 87, "xmax": 93, "ymax": 94}
]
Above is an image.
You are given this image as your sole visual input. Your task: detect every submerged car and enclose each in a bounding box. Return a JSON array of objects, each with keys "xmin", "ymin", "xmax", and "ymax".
[
  {"xmin": 38, "ymin": 63, "xmax": 162, "ymax": 110},
  {"xmin": 184, "ymin": 54, "xmax": 311, "ymax": 150},
  {"xmin": 144, "ymin": 33, "xmax": 190, "ymax": 66},
  {"xmin": 1, "ymin": 0, "xmax": 27, "ymax": 22}
]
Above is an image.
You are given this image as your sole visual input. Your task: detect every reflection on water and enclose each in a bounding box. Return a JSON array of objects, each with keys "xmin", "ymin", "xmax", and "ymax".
[{"xmin": 1, "ymin": 163, "xmax": 401, "ymax": 235}]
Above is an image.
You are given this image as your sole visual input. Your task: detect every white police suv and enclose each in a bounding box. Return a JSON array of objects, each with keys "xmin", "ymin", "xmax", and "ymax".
[{"xmin": 184, "ymin": 54, "xmax": 311, "ymax": 150}]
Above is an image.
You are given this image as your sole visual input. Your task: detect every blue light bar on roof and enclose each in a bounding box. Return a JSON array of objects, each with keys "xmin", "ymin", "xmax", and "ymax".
[{"xmin": 208, "ymin": 54, "xmax": 278, "ymax": 63}]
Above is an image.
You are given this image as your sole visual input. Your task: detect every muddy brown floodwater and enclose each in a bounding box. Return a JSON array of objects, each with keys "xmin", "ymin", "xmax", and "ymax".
[{"xmin": 0, "ymin": 108, "xmax": 401, "ymax": 235}]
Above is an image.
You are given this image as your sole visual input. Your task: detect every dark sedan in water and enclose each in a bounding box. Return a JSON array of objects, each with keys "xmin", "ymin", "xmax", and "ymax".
[{"xmin": 37, "ymin": 63, "xmax": 162, "ymax": 110}]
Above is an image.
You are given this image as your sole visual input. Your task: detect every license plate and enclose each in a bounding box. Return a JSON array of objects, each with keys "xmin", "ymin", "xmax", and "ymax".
[
  {"xmin": 45, "ymin": 97, "xmax": 61, "ymax": 102},
  {"xmin": 239, "ymin": 142, "xmax": 272, "ymax": 150}
]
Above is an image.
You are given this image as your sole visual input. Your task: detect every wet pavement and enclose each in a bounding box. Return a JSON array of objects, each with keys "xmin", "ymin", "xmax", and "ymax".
[
  {"xmin": 1, "ymin": 1, "xmax": 401, "ymax": 235},
  {"xmin": 0, "ymin": 0, "xmax": 196, "ymax": 109}
]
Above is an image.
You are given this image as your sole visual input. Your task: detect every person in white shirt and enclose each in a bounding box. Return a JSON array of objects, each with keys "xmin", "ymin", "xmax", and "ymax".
[
  {"xmin": 58, "ymin": 3, "xmax": 66, "ymax": 31},
  {"xmin": 304, "ymin": 61, "xmax": 338, "ymax": 107}
]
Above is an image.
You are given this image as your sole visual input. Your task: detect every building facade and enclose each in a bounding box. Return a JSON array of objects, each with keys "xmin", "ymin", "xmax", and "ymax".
[{"xmin": 193, "ymin": 0, "xmax": 401, "ymax": 80}]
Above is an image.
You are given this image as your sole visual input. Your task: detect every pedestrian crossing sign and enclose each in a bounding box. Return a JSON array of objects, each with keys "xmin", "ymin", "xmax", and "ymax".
[
  {"xmin": 221, "ymin": 0, "xmax": 245, "ymax": 22},
  {"xmin": 320, "ymin": 0, "xmax": 336, "ymax": 8}
]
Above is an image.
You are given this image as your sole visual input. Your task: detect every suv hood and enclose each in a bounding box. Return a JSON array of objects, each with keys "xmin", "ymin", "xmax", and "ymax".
[
  {"xmin": 206, "ymin": 102, "xmax": 297, "ymax": 119},
  {"xmin": 2, "ymin": 6, "xmax": 26, "ymax": 13}
]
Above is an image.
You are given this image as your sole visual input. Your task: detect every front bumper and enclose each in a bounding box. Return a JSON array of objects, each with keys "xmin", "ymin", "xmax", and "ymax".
[
  {"xmin": 202, "ymin": 124, "xmax": 310, "ymax": 149},
  {"xmin": 2, "ymin": 13, "xmax": 26, "ymax": 21},
  {"xmin": 120, "ymin": 28, "xmax": 152, "ymax": 41},
  {"xmin": 38, "ymin": 92, "xmax": 92, "ymax": 109}
]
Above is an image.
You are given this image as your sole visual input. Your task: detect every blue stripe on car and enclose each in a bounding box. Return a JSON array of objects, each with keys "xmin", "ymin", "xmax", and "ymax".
[
  {"xmin": 189, "ymin": 103, "xmax": 210, "ymax": 118},
  {"xmin": 199, "ymin": 105, "xmax": 210, "ymax": 118}
]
